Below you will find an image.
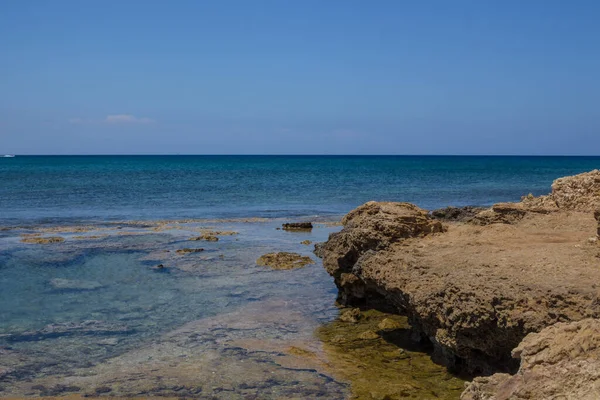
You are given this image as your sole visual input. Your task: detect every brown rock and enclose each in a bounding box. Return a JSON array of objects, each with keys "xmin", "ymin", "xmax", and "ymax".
[
  {"xmin": 176, "ymin": 248, "xmax": 204, "ymax": 254},
  {"xmin": 256, "ymin": 252, "xmax": 315, "ymax": 270},
  {"xmin": 551, "ymin": 169, "xmax": 600, "ymax": 211},
  {"xmin": 189, "ymin": 234, "xmax": 218, "ymax": 242},
  {"xmin": 20, "ymin": 236, "xmax": 64, "ymax": 244},
  {"xmin": 357, "ymin": 330, "xmax": 379, "ymax": 340},
  {"xmin": 301, "ymin": 240, "xmax": 312, "ymax": 245},
  {"xmin": 321, "ymin": 193, "xmax": 600, "ymax": 374},
  {"xmin": 377, "ymin": 318, "xmax": 402, "ymax": 331},
  {"xmin": 339, "ymin": 308, "xmax": 362, "ymax": 323},
  {"xmin": 282, "ymin": 222, "xmax": 313, "ymax": 231},
  {"xmin": 461, "ymin": 319, "xmax": 600, "ymax": 399}
]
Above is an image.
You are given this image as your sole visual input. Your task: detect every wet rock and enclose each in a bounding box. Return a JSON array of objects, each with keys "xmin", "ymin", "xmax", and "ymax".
[
  {"xmin": 256, "ymin": 252, "xmax": 315, "ymax": 270},
  {"xmin": 462, "ymin": 318, "xmax": 600, "ymax": 400},
  {"xmin": 301, "ymin": 240, "xmax": 312, "ymax": 245},
  {"xmin": 152, "ymin": 264, "xmax": 166, "ymax": 271},
  {"xmin": 431, "ymin": 206, "xmax": 486, "ymax": 222},
  {"xmin": 357, "ymin": 330, "xmax": 380, "ymax": 340},
  {"xmin": 317, "ymin": 308, "xmax": 464, "ymax": 399},
  {"xmin": 189, "ymin": 234, "xmax": 219, "ymax": 242},
  {"xmin": 49, "ymin": 278, "xmax": 104, "ymax": 291},
  {"xmin": 20, "ymin": 236, "xmax": 64, "ymax": 244},
  {"xmin": 176, "ymin": 248, "xmax": 205, "ymax": 254},
  {"xmin": 339, "ymin": 308, "xmax": 362, "ymax": 323},
  {"xmin": 377, "ymin": 318, "xmax": 402, "ymax": 331},
  {"xmin": 313, "ymin": 242, "xmax": 326, "ymax": 258},
  {"xmin": 282, "ymin": 222, "xmax": 313, "ymax": 231}
]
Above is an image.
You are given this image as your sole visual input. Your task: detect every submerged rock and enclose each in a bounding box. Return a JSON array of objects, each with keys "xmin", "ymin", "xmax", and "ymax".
[
  {"xmin": 317, "ymin": 309, "xmax": 465, "ymax": 400},
  {"xmin": 256, "ymin": 252, "xmax": 315, "ymax": 270},
  {"xmin": 21, "ymin": 236, "xmax": 64, "ymax": 244},
  {"xmin": 6, "ymin": 320, "xmax": 132, "ymax": 342},
  {"xmin": 176, "ymin": 248, "xmax": 205, "ymax": 254},
  {"xmin": 339, "ymin": 308, "xmax": 362, "ymax": 323},
  {"xmin": 189, "ymin": 234, "xmax": 219, "ymax": 242},
  {"xmin": 282, "ymin": 222, "xmax": 313, "ymax": 231},
  {"xmin": 49, "ymin": 278, "xmax": 104, "ymax": 291},
  {"xmin": 462, "ymin": 318, "xmax": 600, "ymax": 399},
  {"xmin": 301, "ymin": 239, "xmax": 312, "ymax": 245}
]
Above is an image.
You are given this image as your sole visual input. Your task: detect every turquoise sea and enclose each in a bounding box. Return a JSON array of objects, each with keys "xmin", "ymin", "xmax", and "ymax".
[{"xmin": 0, "ymin": 155, "xmax": 599, "ymax": 399}]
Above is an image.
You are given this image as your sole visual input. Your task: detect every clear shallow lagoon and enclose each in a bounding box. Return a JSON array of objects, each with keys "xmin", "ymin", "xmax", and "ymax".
[{"xmin": 0, "ymin": 156, "xmax": 598, "ymax": 398}]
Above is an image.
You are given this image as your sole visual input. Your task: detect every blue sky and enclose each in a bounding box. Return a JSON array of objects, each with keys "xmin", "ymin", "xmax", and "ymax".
[{"xmin": 1, "ymin": 0, "xmax": 599, "ymax": 155}]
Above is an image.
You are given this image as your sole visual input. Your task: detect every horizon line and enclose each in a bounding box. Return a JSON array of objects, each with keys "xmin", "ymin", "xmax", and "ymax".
[{"xmin": 4, "ymin": 154, "xmax": 600, "ymax": 157}]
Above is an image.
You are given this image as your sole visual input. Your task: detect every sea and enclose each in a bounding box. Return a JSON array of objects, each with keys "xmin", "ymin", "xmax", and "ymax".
[{"xmin": 0, "ymin": 155, "xmax": 598, "ymax": 399}]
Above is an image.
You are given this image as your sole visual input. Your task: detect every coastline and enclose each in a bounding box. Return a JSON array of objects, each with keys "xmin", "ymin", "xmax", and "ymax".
[{"xmin": 319, "ymin": 170, "xmax": 600, "ymax": 399}]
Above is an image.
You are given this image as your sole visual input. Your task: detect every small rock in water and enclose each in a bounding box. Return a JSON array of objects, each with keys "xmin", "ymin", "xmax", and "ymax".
[
  {"xmin": 49, "ymin": 278, "xmax": 104, "ymax": 291},
  {"xmin": 256, "ymin": 252, "xmax": 315, "ymax": 270},
  {"xmin": 357, "ymin": 330, "xmax": 380, "ymax": 340},
  {"xmin": 282, "ymin": 222, "xmax": 313, "ymax": 231},
  {"xmin": 152, "ymin": 264, "xmax": 166, "ymax": 271},
  {"xmin": 189, "ymin": 234, "xmax": 219, "ymax": 242},
  {"xmin": 339, "ymin": 308, "xmax": 362, "ymax": 323},
  {"xmin": 176, "ymin": 248, "xmax": 205, "ymax": 254},
  {"xmin": 21, "ymin": 236, "xmax": 64, "ymax": 244},
  {"xmin": 301, "ymin": 240, "xmax": 312, "ymax": 245},
  {"xmin": 377, "ymin": 318, "xmax": 403, "ymax": 331}
]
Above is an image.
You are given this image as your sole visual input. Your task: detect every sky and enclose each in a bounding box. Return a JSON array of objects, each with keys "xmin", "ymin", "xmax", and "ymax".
[{"xmin": 0, "ymin": 0, "xmax": 599, "ymax": 155}]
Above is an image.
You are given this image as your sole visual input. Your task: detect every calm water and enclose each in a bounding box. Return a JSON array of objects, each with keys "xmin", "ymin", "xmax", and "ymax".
[
  {"xmin": 2, "ymin": 155, "xmax": 599, "ymax": 224},
  {"xmin": 0, "ymin": 156, "xmax": 598, "ymax": 398}
]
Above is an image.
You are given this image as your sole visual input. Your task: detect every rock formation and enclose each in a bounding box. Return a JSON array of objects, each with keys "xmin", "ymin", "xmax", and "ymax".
[
  {"xmin": 256, "ymin": 252, "xmax": 315, "ymax": 270},
  {"xmin": 462, "ymin": 318, "xmax": 600, "ymax": 399},
  {"xmin": 319, "ymin": 170, "xmax": 600, "ymax": 384}
]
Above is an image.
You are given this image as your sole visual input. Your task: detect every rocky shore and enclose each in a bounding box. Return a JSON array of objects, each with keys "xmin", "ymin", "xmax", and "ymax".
[{"xmin": 319, "ymin": 170, "xmax": 600, "ymax": 398}]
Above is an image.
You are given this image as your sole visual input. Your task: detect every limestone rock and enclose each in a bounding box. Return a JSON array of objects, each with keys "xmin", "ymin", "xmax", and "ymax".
[
  {"xmin": 357, "ymin": 330, "xmax": 379, "ymax": 340},
  {"xmin": 377, "ymin": 318, "xmax": 402, "ymax": 331},
  {"xmin": 551, "ymin": 169, "xmax": 600, "ymax": 212},
  {"xmin": 320, "ymin": 193, "xmax": 600, "ymax": 375},
  {"xmin": 339, "ymin": 308, "xmax": 362, "ymax": 323},
  {"xmin": 256, "ymin": 252, "xmax": 315, "ymax": 270},
  {"xmin": 462, "ymin": 319, "xmax": 600, "ymax": 399}
]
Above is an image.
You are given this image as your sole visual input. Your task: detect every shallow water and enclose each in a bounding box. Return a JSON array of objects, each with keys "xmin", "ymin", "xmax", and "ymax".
[{"xmin": 0, "ymin": 219, "xmax": 465, "ymax": 399}]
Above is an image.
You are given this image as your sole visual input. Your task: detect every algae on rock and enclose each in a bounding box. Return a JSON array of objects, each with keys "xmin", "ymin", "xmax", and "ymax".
[{"xmin": 316, "ymin": 309, "xmax": 465, "ymax": 400}]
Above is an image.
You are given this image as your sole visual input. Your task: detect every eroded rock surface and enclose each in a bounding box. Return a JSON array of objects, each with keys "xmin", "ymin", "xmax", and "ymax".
[
  {"xmin": 462, "ymin": 318, "xmax": 600, "ymax": 399},
  {"xmin": 256, "ymin": 252, "xmax": 315, "ymax": 270},
  {"xmin": 321, "ymin": 171, "xmax": 600, "ymax": 376}
]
